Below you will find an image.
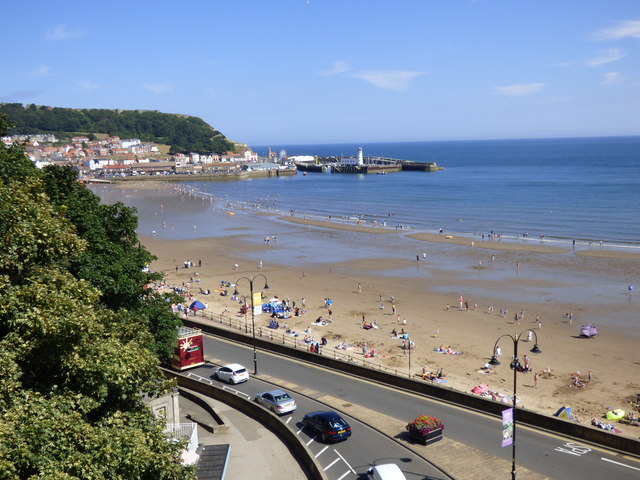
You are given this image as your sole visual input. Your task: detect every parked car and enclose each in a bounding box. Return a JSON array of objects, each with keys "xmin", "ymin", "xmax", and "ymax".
[
  {"xmin": 212, "ymin": 363, "xmax": 249, "ymax": 384},
  {"xmin": 255, "ymin": 389, "xmax": 297, "ymax": 414},
  {"xmin": 303, "ymin": 411, "xmax": 351, "ymax": 443},
  {"xmin": 367, "ymin": 464, "xmax": 407, "ymax": 480}
]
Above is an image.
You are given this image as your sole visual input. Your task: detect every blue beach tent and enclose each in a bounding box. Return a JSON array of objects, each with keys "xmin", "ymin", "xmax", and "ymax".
[
  {"xmin": 189, "ymin": 300, "xmax": 206, "ymax": 311},
  {"xmin": 553, "ymin": 406, "xmax": 574, "ymax": 421}
]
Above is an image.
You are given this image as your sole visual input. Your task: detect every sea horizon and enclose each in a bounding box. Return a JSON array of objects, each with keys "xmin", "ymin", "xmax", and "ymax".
[
  {"xmin": 234, "ymin": 136, "xmax": 639, "ymax": 246},
  {"xmin": 251, "ymin": 134, "xmax": 640, "ymax": 156}
]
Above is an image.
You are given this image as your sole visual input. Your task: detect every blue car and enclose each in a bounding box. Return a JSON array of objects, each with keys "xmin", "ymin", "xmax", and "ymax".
[{"xmin": 303, "ymin": 411, "xmax": 351, "ymax": 443}]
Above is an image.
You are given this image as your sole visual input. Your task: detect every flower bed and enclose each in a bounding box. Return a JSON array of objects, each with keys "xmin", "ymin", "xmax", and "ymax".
[{"xmin": 406, "ymin": 415, "xmax": 444, "ymax": 445}]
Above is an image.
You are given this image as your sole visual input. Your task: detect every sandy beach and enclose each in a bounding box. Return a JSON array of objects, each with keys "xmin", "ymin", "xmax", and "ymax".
[{"xmin": 105, "ymin": 181, "xmax": 640, "ymax": 439}]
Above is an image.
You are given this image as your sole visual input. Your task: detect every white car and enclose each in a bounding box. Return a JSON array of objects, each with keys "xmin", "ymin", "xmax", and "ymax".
[
  {"xmin": 212, "ymin": 363, "xmax": 249, "ymax": 384},
  {"xmin": 367, "ymin": 464, "xmax": 407, "ymax": 480}
]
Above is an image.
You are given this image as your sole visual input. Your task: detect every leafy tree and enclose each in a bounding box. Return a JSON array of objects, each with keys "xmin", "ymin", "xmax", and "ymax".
[
  {"xmin": 0, "ymin": 115, "xmax": 194, "ymax": 478},
  {"xmin": 0, "ymin": 116, "xmax": 38, "ymax": 186},
  {"xmin": 0, "ymin": 104, "xmax": 235, "ymax": 154}
]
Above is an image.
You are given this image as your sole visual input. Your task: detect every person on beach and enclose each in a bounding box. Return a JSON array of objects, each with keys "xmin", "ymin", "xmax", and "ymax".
[
  {"xmin": 357, "ymin": 283, "xmax": 362, "ymax": 293},
  {"xmin": 629, "ymin": 284, "xmax": 634, "ymax": 294}
]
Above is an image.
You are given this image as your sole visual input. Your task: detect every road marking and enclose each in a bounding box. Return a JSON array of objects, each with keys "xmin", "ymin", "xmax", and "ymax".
[
  {"xmin": 315, "ymin": 446, "xmax": 328, "ymax": 458},
  {"xmin": 323, "ymin": 457, "xmax": 341, "ymax": 471},
  {"xmin": 336, "ymin": 471, "xmax": 351, "ymax": 480},
  {"xmin": 306, "ymin": 436, "xmax": 316, "ymax": 446},
  {"xmin": 296, "ymin": 427, "xmax": 304, "ymax": 435},
  {"xmin": 555, "ymin": 442, "xmax": 591, "ymax": 456},
  {"xmin": 601, "ymin": 457, "xmax": 640, "ymax": 471},
  {"xmin": 286, "ymin": 417, "xmax": 292, "ymax": 424},
  {"xmin": 334, "ymin": 449, "xmax": 356, "ymax": 474}
]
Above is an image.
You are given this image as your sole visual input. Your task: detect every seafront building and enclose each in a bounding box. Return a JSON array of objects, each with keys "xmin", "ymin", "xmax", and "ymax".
[{"xmin": 1, "ymin": 133, "xmax": 288, "ymax": 179}]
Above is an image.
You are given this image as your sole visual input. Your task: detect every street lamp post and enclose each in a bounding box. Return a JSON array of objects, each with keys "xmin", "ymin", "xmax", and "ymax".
[
  {"xmin": 489, "ymin": 329, "xmax": 541, "ymax": 480},
  {"xmin": 234, "ymin": 274, "xmax": 269, "ymax": 375}
]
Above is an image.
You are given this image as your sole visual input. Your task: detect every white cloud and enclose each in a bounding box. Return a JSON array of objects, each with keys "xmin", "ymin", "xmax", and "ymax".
[
  {"xmin": 591, "ymin": 19, "xmax": 640, "ymax": 40},
  {"xmin": 45, "ymin": 24, "xmax": 84, "ymax": 41},
  {"xmin": 494, "ymin": 82, "xmax": 545, "ymax": 96},
  {"xmin": 77, "ymin": 79, "xmax": 100, "ymax": 91},
  {"xmin": 584, "ymin": 48, "xmax": 626, "ymax": 67},
  {"xmin": 30, "ymin": 65, "xmax": 51, "ymax": 78},
  {"xmin": 601, "ymin": 72, "xmax": 624, "ymax": 86},
  {"xmin": 319, "ymin": 60, "xmax": 350, "ymax": 76},
  {"xmin": 143, "ymin": 82, "xmax": 172, "ymax": 94},
  {"xmin": 352, "ymin": 71, "xmax": 423, "ymax": 91}
]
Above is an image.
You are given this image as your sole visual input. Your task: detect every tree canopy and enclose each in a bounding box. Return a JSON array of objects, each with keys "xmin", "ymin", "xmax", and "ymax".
[
  {"xmin": 0, "ymin": 114, "xmax": 193, "ymax": 478},
  {"xmin": 0, "ymin": 103, "xmax": 235, "ymax": 155}
]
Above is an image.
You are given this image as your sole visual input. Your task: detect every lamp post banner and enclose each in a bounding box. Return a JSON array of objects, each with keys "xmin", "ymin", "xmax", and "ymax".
[
  {"xmin": 252, "ymin": 291, "xmax": 263, "ymax": 315},
  {"xmin": 502, "ymin": 408, "xmax": 514, "ymax": 447}
]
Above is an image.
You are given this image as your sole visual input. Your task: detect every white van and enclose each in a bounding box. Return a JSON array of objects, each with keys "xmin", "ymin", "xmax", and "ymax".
[{"xmin": 367, "ymin": 463, "xmax": 407, "ymax": 480}]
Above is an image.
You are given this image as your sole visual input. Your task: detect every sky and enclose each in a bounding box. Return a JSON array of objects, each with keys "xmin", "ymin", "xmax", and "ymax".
[{"xmin": 2, "ymin": 1, "xmax": 639, "ymax": 145}]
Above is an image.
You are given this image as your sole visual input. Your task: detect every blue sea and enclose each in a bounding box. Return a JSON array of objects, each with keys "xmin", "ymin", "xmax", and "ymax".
[
  {"xmin": 193, "ymin": 136, "xmax": 640, "ymax": 247},
  {"xmin": 90, "ymin": 137, "xmax": 640, "ymax": 328}
]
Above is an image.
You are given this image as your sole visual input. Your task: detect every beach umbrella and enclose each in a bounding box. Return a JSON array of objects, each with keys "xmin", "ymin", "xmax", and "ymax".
[
  {"xmin": 472, "ymin": 384, "xmax": 488, "ymax": 394},
  {"xmin": 189, "ymin": 300, "xmax": 206, "ymax": 311}
]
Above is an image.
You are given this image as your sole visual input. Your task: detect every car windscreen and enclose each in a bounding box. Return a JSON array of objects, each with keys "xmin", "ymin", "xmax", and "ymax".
[
  {"xmin": 274, "ymin": 394, "xmax": 291, "ymax": 402},
  {"xmin": 234, "ymin": 368, "xmax": 247, "ymax": 374}
]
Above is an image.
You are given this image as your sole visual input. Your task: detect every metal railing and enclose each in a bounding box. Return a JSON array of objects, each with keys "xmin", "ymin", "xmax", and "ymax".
[
  {"xmin": 186, "ymin": 309, "xmax": 415, "ymax": 379},
  {"xmin": 165, "ymin": 422, "xmax": 198, "ymax": 453}
]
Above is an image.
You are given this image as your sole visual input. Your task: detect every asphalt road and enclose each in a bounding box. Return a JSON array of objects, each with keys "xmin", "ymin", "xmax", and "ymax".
[
  {"xmin": 189, "ymin": 360, "xmax": 447, "ymax": 480},
  {"xmin": 198, "ymin": 334, "xmax": 640, "ymax": 480}
]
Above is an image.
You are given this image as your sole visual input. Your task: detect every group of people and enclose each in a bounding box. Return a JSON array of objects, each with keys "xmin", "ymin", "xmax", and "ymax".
[{"xmin": 421, "ymin": 366, "xmax": 446, "ymax": 381}]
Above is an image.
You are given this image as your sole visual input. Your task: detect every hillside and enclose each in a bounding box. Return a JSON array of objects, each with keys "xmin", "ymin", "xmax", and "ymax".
[{"xmin": 0, "ymin": 103, "xmax": 235, "ymax": 154}]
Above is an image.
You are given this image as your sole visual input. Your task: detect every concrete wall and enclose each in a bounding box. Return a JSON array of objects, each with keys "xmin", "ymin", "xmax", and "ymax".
[
  {"xmin": 162, "ymin": 367, "xmax": 329, "ymax": 480},
  {"xmin": 183, "ymin": 318, "xmax": 640, "ymax": 457}
]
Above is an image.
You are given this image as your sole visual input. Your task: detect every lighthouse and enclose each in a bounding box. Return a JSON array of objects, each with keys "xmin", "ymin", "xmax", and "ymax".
[{"xmin": 357, "ymin": 147, "xmax": 364, "ymax": 166}]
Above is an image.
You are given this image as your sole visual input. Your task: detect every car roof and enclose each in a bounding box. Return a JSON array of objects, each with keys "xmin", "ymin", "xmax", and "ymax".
[
  {"xmin": 260, "ymin": 389, "xmax": 287, "ymax": 396},
  {"xmin": 308, "ymin": 411, "xmax": 342, "ymax": 420},
  {"xmin": 223, "ymin": 363, "xmax": 246, "ymax": 370},
  {"xmin": 371, "ymin": 464, "xmax": 406, "ymax": 479}
]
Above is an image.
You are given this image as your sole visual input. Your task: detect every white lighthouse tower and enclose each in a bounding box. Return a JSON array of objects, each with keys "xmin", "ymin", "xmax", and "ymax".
[{"xmin": 357, "ymin": 147, "xmax": 364, "ymax": 166}]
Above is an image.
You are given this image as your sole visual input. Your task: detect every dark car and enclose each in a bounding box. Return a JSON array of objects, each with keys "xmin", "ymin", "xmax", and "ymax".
[{"xmin": 303, "ymin": 411, "xmax": 351, "ymax": 443}]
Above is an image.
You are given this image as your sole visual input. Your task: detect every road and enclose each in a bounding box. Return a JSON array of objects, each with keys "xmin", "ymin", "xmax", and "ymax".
[
  {"xmin": 189, "ymin": 360, "xmax": 446, "ymax": 480},
  {"xmin": 197, "ymin": 334, "xmax": 640, "ymax": 480}
]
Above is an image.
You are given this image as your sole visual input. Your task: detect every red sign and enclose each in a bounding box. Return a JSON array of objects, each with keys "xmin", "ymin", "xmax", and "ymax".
[{"xmin": 171, "ymin": 329, "xmax": 204, "ymax": 370}]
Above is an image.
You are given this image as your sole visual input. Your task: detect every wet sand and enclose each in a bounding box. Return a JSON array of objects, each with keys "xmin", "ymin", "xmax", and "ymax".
[{"xmin": 102, "ymin": 181, "xmax": 640, "ymax": 438}]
